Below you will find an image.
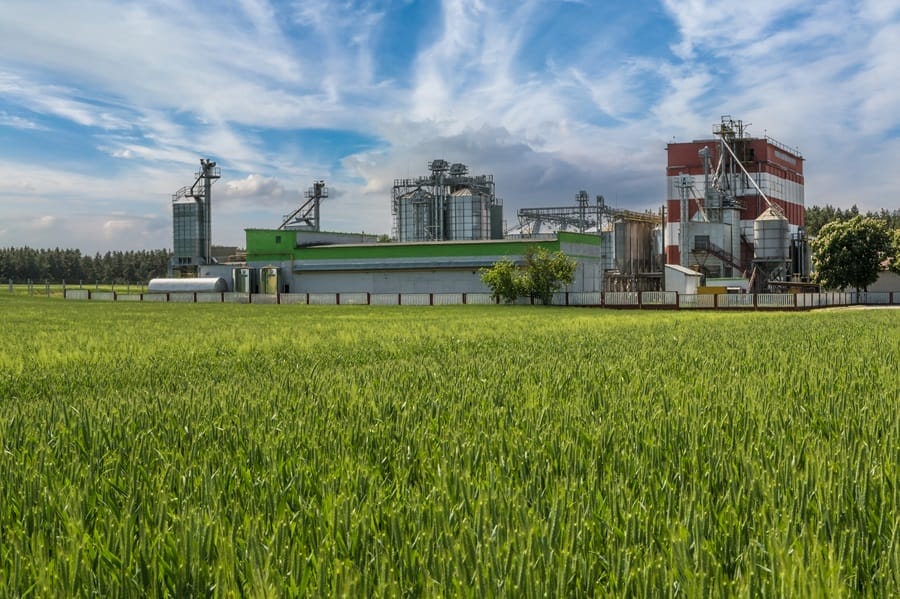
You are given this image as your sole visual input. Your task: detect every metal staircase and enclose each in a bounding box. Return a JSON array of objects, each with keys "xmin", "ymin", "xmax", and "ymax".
[{"xmin": 695, "ymin": 240, "xmax": 742, "ymax": 272}]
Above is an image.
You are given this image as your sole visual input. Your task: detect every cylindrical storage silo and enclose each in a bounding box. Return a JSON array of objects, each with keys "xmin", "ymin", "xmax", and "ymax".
[
  {"xmin": 446, "ymin": 188, "xmax": 473, "ymax": 240},
  {"xmin": 614, "ymin": 221, "xmax": 628, "ymax": 273},
  {"xmin": 652, "ymin": 225, "xmax": 664, "ymax": 271},
  {"xmin": 233, "ymin": 267, "xmax": 249, "ymax": 293},
  {"xmin": 258, "ymin": 266, "xmax": 280, "ymax": 295},
  {"xmin": 233, "ymin": 267, "xmax": 258, "ymax": 293},
  {"xmin": 397, "ymin": 189, "xmax": 434, "ymax": 242},
  {"xmin": 615, "ymin": 220, "xmax": 652, "ymax": 274},
  {"xmin": 753, "ymin": 207, "xmax": 789, "ymax": 262}
]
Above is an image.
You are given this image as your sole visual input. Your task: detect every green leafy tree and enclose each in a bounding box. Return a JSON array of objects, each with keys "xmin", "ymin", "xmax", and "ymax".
[
  {"xmin": 480, "ymin": 256, "xmax": 526, "ymax": 303},
  {"xmin": 522, "ymin": 247, "xmax": 577, "ymax": 305},
  {"xmin": 891, "ymin": 229, "xmax": 900, "ymax": 274},
  {"xmin": 482, "ymin": 248, "xmax": 577, "ymax": 305},
  {"xmin": 811, "ymin": 216, "xmax": 893, "ymax": 292}
]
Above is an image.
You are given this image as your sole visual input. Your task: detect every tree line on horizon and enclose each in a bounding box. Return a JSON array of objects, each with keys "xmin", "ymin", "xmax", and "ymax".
[
  {"xmin": 804, "ymin": 205, "xmax": 900, "ymax": 236},
  {"xmin": 0, "ymin": 247, "xmax": 171, "ymax": 284}
]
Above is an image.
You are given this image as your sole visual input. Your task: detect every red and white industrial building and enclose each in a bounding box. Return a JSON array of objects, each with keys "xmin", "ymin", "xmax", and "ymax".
[{"xmin": 664, "ymin": 117, "xmax": 806, "ymax": 286}]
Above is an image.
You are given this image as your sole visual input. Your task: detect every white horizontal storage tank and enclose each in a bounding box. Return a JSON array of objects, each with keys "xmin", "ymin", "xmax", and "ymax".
[{"xmin": 147, "ymin": 277, "xmax": 228, "ymax": 293}]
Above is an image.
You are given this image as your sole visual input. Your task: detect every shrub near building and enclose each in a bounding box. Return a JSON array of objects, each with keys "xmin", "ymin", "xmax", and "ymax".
[{"xmin": 481, "ymin": 247, "xmax": 576, "ymax": 304}]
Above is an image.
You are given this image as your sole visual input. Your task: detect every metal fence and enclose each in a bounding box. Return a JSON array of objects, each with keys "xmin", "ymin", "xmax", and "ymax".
[{"xmin": 58, "ymin": 288, "xmax": 898, "ymax": 310}]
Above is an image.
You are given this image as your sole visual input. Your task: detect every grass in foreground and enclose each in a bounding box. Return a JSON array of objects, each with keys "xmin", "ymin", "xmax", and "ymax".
[{"xmin": 0, "ymin": 297, "xmax": 898, "ymax": 596}]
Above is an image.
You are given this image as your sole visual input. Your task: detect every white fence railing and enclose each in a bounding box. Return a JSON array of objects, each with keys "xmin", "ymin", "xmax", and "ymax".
[
  {"xmin": 569, "ymin": 292, "xmax": 601, "ymax": 306},
  {"xmin": 605, "ymin": 292, "xmax": 640, "ymax": 306},
  {"xmin": 757, "ymin": 293, "xmax": 797, "ymax": 308},
  {"xmin": 678, "ymin": 294, "xmax": 716, "ymax": 308},
  {"xmin": 279, "ymin": 293, "xmax": 308, "ymax": 305},
  {"xmin": 641, "ymin": 291, "xmax": 678, "ymax": 306},
  {"xmin": 61, "ymin": 289, "xmax": 898, "ymax": 310},
  {"xmin": 339, "ymin": 292, "xmax": 369, "ymax": 305},
  {"xmin": 370, "ymin": 293, "xmax": 399, "ymax": 306}
]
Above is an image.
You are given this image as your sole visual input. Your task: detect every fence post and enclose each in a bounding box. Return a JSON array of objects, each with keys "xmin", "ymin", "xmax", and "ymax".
[
  {"xmin": 336, "ymin": 293, "xmax": 341, "ymax": 305},
  {"xmin": 462, "ymin": 292, "xmax": 467, "ymax": 305},
  {"xmin": 565, "ymin": 291, "xmax": 569, "ymax": 306},
  {"xmin": 398, "ymin": 293, "xmax": 402, "ymax": 306},
  {"xmin": 367, "ymin": 292, "xmax": 371, "ymax": 305},
  {"xmin": 429, "ymin": 293, "xmax": 434, "ymax": 306}
]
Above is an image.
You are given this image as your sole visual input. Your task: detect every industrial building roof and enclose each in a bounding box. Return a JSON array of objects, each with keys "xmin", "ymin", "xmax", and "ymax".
[{"xmin": 245, "ymin": 228, "xmax": 599, "ymax": 264}]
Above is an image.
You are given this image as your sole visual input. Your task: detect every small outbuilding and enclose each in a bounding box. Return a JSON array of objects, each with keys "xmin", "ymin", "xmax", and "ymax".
[{"xmin": 664, "ymin": 264, "xmax": 703, "ymax": 295}]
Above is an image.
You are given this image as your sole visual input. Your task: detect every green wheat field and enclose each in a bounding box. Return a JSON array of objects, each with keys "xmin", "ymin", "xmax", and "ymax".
[{"xmin": 0, "ymin": 296, "xmax": 898, "ymax": 596}]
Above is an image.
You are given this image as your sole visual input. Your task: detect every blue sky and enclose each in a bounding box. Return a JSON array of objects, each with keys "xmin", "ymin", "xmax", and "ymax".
[{"xmin": 0, "ymin": 0, "xmax": 898, "ymax": 253}]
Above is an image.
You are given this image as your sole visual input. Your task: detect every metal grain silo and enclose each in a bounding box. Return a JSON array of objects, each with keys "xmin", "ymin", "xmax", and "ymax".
[
  {"xmin": 233, "ymin": 267, "xmax": 257, "ymax": 293},
  {"xmin": 446, "ymin": 188, "xmax": 492, "ymax": 240},
  {"xmin": 258, "ymin": 266, "xmax": 280, "ymax": 295},
  {"xmin": 614, "ymin": 220, "xmax": 652, "ymax": 274},
  {"xmin": 396, "ymin": 188, "xmax": 435, "ymax": 241},
  {"xmin": 753, "ymin": 208, "xmax": 789, "ymax": 262}
]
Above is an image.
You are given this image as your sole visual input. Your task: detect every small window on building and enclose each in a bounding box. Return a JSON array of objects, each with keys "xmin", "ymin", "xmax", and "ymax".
[
  {"xmin": 694, "ymin": 235, "xmax": 710, "ymax": 251},
  {"xmin": 275, "ymin": 235, "xmax": 282, "ymax": 244}
]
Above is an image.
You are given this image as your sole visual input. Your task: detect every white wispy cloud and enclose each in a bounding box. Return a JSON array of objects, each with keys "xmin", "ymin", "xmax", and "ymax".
[
  {"xmin": 0, "ymin": 111, "xmax": 45, "ymax": 130},
  {"xmin": 0, "ymin": 0, "xmax": 898, "ymax": 254}
]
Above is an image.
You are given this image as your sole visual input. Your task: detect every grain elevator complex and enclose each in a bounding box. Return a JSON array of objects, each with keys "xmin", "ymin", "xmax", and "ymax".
[
  {"xmin": 156, "ymin": 116, "xmax": 811, "ymax": 300},
  {"xmin": 665, "ymin": 117, "xmax": 806, "ymax": 291}
]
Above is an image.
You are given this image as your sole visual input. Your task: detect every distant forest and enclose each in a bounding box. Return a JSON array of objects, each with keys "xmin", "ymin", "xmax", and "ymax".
[
  {"xmin": 805, "ymin": 206, "xmax": 900, "ymax": 236},
  {"xmin": 0, "ymin": 248, "xmax": 171, "ymax": 284}
]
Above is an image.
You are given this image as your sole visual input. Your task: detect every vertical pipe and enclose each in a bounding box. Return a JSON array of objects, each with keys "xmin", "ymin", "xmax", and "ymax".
[{"xmin": 204, "ymin": 162, "xmax": 212, "ymax": 266}]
